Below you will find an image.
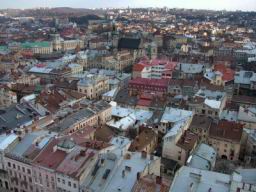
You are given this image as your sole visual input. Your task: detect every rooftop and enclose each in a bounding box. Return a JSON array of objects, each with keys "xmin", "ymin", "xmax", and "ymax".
[
  {"xmin": 0, "ymin": 103, "xmax": 42, "ymax": 133},
  {"xmin": 189, "ymin": 115, "xmax": 212, "ymax": 131},
  {"xmin": 234, "ymin": 70, "xmax": 256, "ymax": 85},
  {"xmin": 49, "ymin": 108, "xmax": 95, "ymax": 132},
  {"xmin": 209, "ymin": 120, "xmax": 243, "ymax": 142},
  {"xmin": 176, "ymin": 130, "xmax": 198, "ymax": 151},
  {"xmin": 129, "ymin": 78, "xmax": 169, "ymax": 88},
  {"xmin": 56, "ymin": 146, "xmax": 97, "ymax": 179},
  {"xmin": 169, "ymin": 166, "xmax": 231, "ymax": 192},
  {"xmin": 129, "ymin": 129, "xmax": 157, "ymax": 152},
  {"xmin": 161, "ymin": 107, "xmax": 193, "ymax": 124},
  {"xmin": 187, "ymin": 143, "xmax": 217, "ymax": 171}
]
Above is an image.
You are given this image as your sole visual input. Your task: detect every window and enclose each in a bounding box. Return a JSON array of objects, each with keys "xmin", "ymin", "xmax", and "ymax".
[
  {"xmin": 68, "ymin": 181, "xmax": 71, "ymax": 187},
  {"xmin": 13, "ymin": 164, "xmax": 16, "ymax": 169},
  {"xmin": 62, "ymin": 179, "xmax": 65, "ymax": 184},
  {"xmin": 8, "ymin": 162, "xmax": 11, "ymax": 167},
  {"xmin": 27, "ymin": 169, "xmax": 31, "ymax": 175},
  {"xmin": 73, "ymin": 183, "xmax": 77, "ymax": 188},
  {"xmin": 57, "ymin": 178, "xmax": 60, "ymax": 183}
]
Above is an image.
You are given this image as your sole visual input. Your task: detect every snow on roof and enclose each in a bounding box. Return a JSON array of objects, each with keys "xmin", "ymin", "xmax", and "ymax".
[
  {"xmin": 234, "ymin": 70, "xmax": 256, "ymax": 84},
  {"xmin": 68, "ymin": 63, "xmax": 82, "ymax": 68},
  {"xmin": 187, "ymin": 143, "xmax": 217, "ymax": 170},
  {"xmin": 112, "ymin": 106, "xmax": 133, "ymax": 118},
  {"xmin": 0, "ymin": 134, "xmax": 18, "ymax": 151},
  {"xmin": 109, "ymin": 101, "xmax": 117, "ymax": 107},
  {"xmin": 236, "ymin": 168, "xmax": 256, "ymax": 184},
  {"xmin": 161, "ymin": 107, "xmax": 193, "ymax": 123},
  {"xmin": 164, "ymin": 120, "xmax": 187, "ymax": 139},
  {"xmin": 169, "ymin": 166, "xmax": 231, "ymax": 192},
  {"xmin": 104, "ymin": 152, "xmax": 159, "ymax": 192},
  {"xmin": 204, "ymin": 99, "xmax": 221, "ymax": 109},
  {"xmin": 29, "ymin": 66, "xmax": 52, "ymax": 74},
  {"xmin": 20, "ymin": 94, "xmax": 37, "ymax": 103},
  {"xmin": 220, "ymin": 110, "xmax": 238, "ymax": 122},
  {"xmin": 110, "ymin": 136, "xmax": 131, "ymax": 149},
  {"xmin": 103, "ymin": 88, "xmax": 118, "ymax": 98},
  {"xmin": 180, "ymin": 63, "xmax": 204, "ymax": 74},
  {"xmin": 107, "ymin": 114, "xmax": 136, "ymax": 130},
  {"xmin": 112, "ymin": 106, "xmax": 153, "ymax": 122},
  {"xmin": 238, "ymin": 106, "xmax": 256, "ymax": 123}
]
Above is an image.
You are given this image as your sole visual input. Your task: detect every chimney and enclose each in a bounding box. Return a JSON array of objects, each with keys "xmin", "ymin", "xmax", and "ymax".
[
  {"xmin": 141, "ymin": 151, "xmax": 147, "ymax": 159},
  {"xmin": 156, "ymin": 176, "xmax": 162, "ymax": 185},
  {"xmin": 136, "ymin": 172, "xmax": 140, "ymax": 180},
  {"xmin": 80, "ymin": 150, "xmax": 86, "ymax": 156},
  {"xmin": 190, "ymin": 182, "xmax": 194, "ymax": 192},
  {"xmin": 101, "ymin": 158, "xmax": 105, "ymax": 166}
]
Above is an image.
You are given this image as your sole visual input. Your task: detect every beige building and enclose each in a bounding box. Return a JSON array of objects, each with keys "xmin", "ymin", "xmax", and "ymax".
[
  {"xmin": 189, "ymin": 115, "xmax": 212, "ymax": 142},
  {"xmin": 14, "ymin": 74, "xmax": 40, "ymax": 86},
  {"xmin": 51, "ymin": 34, "xmax": 85, "ymax": 52},
  {"xmin": 129, "ymin": 129, "xmax": 158, "ymax": 154},
  {"xmin": 188, "ymin": 89, "xmax": 227, "ymax": 119},
  {"xmin": 21, "ymin": 42, "xmax": 53, "ymax": 55},
  {"xmin": 162, "ymin": 109, "xmax": 194, "ymax": 165},
  {"xmin": 103, "ymin": 50, "xmax": 134, "ymax": 71},
  {"xmin": 77, "ymin": 75, "xmax": 109, "ymax": 99},
  {"xmin": 0, "ymin": 85, "xmax": 17, "ymax": 109},
  {"xmin": 208, "ymin": 120, "xmax": 243, "ymax": 161},
  {"xmin": 61, "ymin": 39, "xmax": 84, "ymax": 52},
  {"xmin": 76, "ymin": 50, "xmax": 102, "ymax": 69},
  {"xmin": 68, "ymin": 63, "xmax": 83, "ymax": 75}
]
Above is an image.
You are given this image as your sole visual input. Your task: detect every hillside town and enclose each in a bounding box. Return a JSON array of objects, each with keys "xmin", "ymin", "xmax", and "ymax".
[{"xmin": 0, "ymin": 6, "xmax": 256, "ymax": 192}]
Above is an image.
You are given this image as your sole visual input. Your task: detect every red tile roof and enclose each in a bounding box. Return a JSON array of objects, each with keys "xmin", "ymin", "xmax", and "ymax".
[
  {"xmin": 209, "ymin": 120, "xmax": 243, "ymax": 142},
  {"xmin": 129, "ymin": 78, "xmax": 169, "ymax": 88},
  {"xmin": 133, "ymin": 64, "xmax": 145, "ymax": 72},
  {"xmin": 33, "ymin": 138, "xmax": 67, "ymax": 170},
  {"xmin": 176, "ymin": 130, "xmax": 198, "ymax": 151},
  {"xmin": 214, "ymin": 64, "xmax": 235, "ymax": 82}
]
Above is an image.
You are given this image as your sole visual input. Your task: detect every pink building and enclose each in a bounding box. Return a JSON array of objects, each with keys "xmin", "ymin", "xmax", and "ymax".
[{"xmin": 132, "ymin": 57, "xmax": 178, "ymax": 79}]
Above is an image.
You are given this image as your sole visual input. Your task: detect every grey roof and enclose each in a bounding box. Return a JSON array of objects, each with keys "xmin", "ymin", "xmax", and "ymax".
[
  {"xmin": 187, "ymin": 143, "xmax": 217, "ymax": 171},
  {"xmin": 234, "ymin": 70, "xmax": 256, "ymax": 84},
  {"xmin": 179, "ymin": 63, "xmax": 205, "ymax": 74},
  {"xmin": 78, "ymin": 75, "xmax": 108, "ymax": 87},
  {"xmin": 236, "ymin": 169, "xmax": 256, "ymax": 184},
  {"xmin": 0, "ymin": 103, "xmax": 41, "ymax": 133},
  {"xmin": 52, "ymin": 108, "xmax": 96, "ymax": 132},
  {"xmin": 169, "ymin": 166, "xmax": 231, "ymax": 192},
  {"xmin": 10, "ymin": 130, "xmax": 52, "ymax": 157},
  {"xmin": 57, "ymin": 138, "xmax": 75, "ymax": 149}
]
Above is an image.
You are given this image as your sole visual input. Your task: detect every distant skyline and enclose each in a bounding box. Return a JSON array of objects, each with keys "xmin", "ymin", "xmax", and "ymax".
[{"xmin": 0, "ymin": 0, "xmax": 256, "ymax": 11}]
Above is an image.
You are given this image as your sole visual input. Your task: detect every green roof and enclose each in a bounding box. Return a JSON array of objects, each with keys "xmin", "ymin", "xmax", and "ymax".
[
  {"xmin": 0, "ymin": 46, "xmax": 8, "ymax": 52},
  {"xmin": 21, "ymin": 41, "xmax": 51, "ymax": 49}
]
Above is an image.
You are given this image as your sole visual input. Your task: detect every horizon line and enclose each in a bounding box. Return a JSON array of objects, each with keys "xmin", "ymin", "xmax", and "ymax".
[{"xmin": 0, "ymin": 6, "xmax": 255, "ymax": 13}]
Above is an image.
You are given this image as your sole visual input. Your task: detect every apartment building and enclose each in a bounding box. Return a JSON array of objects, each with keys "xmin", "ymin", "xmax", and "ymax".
[
  {"xmin": 77, "ymin": 75, "xmax": 109, "ymax": 99},
  {"xmin": 208, "ymin": 120, "xmax": 243, "ymax": 161}
]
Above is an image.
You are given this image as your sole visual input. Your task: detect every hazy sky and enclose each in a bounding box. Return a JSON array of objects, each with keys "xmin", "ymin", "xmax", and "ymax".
[{"xmin": 0, "ymin": 0, "xmax": 256, "ymax": 11}]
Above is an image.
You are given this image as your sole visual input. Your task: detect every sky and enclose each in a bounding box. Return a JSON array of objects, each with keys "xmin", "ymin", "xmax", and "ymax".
[{"xmin": 0, "ymin": 0, "xmax": 256, "ymax": 11}]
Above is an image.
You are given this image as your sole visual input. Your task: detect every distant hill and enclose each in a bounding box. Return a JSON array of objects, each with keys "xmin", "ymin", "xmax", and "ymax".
[
  {"xmin": 2, "ymin": 7, "xmax": 105, "ymax": 18},
  {"xmin": 69, "ymin": 14, "xmax": 102, "ymax": 25}
]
